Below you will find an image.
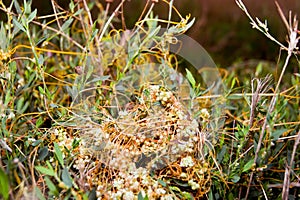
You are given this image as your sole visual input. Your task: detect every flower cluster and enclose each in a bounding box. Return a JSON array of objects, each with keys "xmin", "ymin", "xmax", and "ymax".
[{"xmin": 70, "ymin": 84, "xmax": 213, "ymax": 199}]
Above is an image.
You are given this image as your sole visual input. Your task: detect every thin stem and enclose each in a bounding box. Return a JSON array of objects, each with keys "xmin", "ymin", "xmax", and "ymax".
[
  {"xmin": 98, "ymin": 0, "xmax": 126, "ymax": 42},
  {"xmin": 50, "ymin": 0, "xmax": 62, "ymax": 30},
  {"xmin": 245, "ymin": 51, "xmax": 292, "ymax": 199},
  {"xmin": 235, "ymin": 0, "xmax": 286, "ymax": 50},
  {"xmin": 32, "ymin": 20, "xmax": 85, "ymax": 51}
]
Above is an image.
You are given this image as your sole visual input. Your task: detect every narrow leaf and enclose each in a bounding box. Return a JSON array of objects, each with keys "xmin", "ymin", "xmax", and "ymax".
[
  {"xmin": 38, "ymin": 54, "xmax": 44, "ymax": 66},
  {"xmin": 74, "ymin": 8, "xmax": 83, "ymax": 16},
  {"xmin": 271, "ymin": 128, "xmax": 287, "ymax": 141},
  {"xmin": 34, "ymin": 187, "xmax": 46, "ymax": 200},
  {"xmin": 27, "ymin": 9, "xmax": 37, "ymax": 23},
  {"xmin": 13, "ymin": 18, "xmax": 26, "ymax": 32},
  {"xmin": 16, "ymin": 97, "xmax": 25, "ymax": 113},
  {"xmin": 38, "ymin": 86, "xmax": 45, "ymax": 95},
  {"xmin": 44, "ymin": 176, "xmax": 59, "ymax": 197},
  {"xmin": 186, "ymin": 68, "xmax": 196, "ymax": 88},
  {"xmin": 0, "ymin": 168, "xmax": 9, "ymax": 200},
  {"xmin": 137, "ymin": 192, "xmax": 144, "ymax": 200},
  {"xmin": 38, "ymin": 147, "xmax": 48, "ymax": 160},
  {"xmin": 35, "ymin": 166, "xmax": 55, "ymax": 176},
  {"xmin": 87, "ymin": 75, "xmax": 110, "ymax": 84},
  {"xmin": 231, "ymin": 175, "xmax": 240, "ymax": 183},
  {"xmin": 62, "ymin": 168, "xmax": 73, "ymax": 188},
  {"xmin": 158, "ymin": 179, "xmax": 167, "ymax": 187},
  {"xmin": 61, "ymin": 18, "xmax": 74, "ymax": 32},
  {"xmin": 242, "ymin": 159, "xmax": 254, "ymax": 172},
  {"xmin": 14, "ymin": 0, "xmax": 22, "ymax": 14},
  {"xmin": 54, "ymin": 143, "xmax": 64, "ymax": 167},
  {"xmin": 35, "ymin": 117, "xmax": 44, "ymax": 128}
]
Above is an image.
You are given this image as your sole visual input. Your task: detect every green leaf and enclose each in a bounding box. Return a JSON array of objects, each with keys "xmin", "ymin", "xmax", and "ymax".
[
  {"xmin": 23, "ymin": 0, "xmax": 32, "ymax": 14},
  {"xmin": 186, "ymin": 68, "xmax": 196, "ymax": 88},
  {"xmin": 141, "ymin": 25, "xmax": 160, "ymax": 46},
  {"xmin": 34, "ymin": 187, "xmax": 46, "ymax": 200},
  {"xmin": 27, "ymin": 9, "xmax": 37, "ymax": 23},
  {"xmin": 89, "ymin": 24, "xmax": 99, "ymax": 42},
  {"xmin": 182, "ymin": 17, "xmax": 195, "ymax": 32},
  {"xmin": 137, "ymin": 191, "xmax": 144, "ymax": 200},
  {"xmin": 217, "ymin": 145, "xmax": 227, "ymax": 162},
  {"xmin": 182, "ymin": 192, "xmax": 194, "ymax": 200},
  {"xmin": 16, "ymin": 97, "xmax": 24, "ymax": 112},
  {"xmin": 173, "ymin": 179, "xmax": 189, "ymax": 187},
  {"xmin": 271, "ymin": 128, "xmax": 287, "ymax": 141},
  {"xmin": 242, "ymin": 159, "xmax": 254, "ymax": 172},
  {"xmin": 146, "ymin": 12, "xmax": 158, "ymax": 29},
  {"xmin": 231, "ymin": 174, "xmax": 240, "ymax": 183},
  {"xmin": 4, "ymin": 90, "xmax": 11, "ymax": 106},
  {"xmin": 44, "ymin": 176, "xmax": 59, "ymax": 197},
  {"xmin": 38, "ymin": 54, "xmax": 44, "ymax": 66},
  {"xmin": 74, "ymin": 8, "xmax": 83, "ymax": 16},
  {"xmin": 35, "ymin": 166, "xmax": 55, "ymax": 176},
  {"xmin": 54, "ymin": 143, "xmax": 64, "ymax": 167},
  {"xmin": 38, "ymin": 147, "xmax": 49, "ymax": 160},
  {"xmin": 21, "ymin": 16, "xmax": 27, "ymax": 29},
  {"xmin": 169, "ymin": 186, "xmax": 181, "ymax": 192},
  {"xmin": 32, "ymin": 139, "xmax": 42, "ymax": 147},
  {"xmin": 137, "ymin": 192, "xmax": 149, "ymax": 200},
  {"xmin": 62, "ymin": 168, "xmax": 73, "ymax": 188},
  {"xmin": 0, "ymin": 168, "xmax": 9, "ymax": 200},
  {"xmin": 38, "ymin": 86, "xmax": 45, "ymax": 95},
  {"xmin": 13, "ymin": 18, "xmax": 26, "ymax": 32},
  {"xmin": 46, "ymin": 161, "xmax": 55, "ymax": 172},
  {"xmin": 35, "ymin": 117, "xmax": 44, "ymax": 128},
  {"xmin": 14, "ymin": 0, "xmax": 22, "ymax": 14},
  {"xmin": 0, "ymin": 23, "xmax": 8, "ymax": 49},
  {"xmin": 69, "ymin": 1, "xmax": 75, "ymax": 13},
  {"xmin": 86, "ymin": 75, "xmax": 110, "ymax": 85},
  {"xmin": 61, "ymin": 18, "xmax": 74, "ymax": 32},
  {"xmin": 157, "ymin": 179, "xmax": 167, "ymax": 187},
  {"xmin": 255, "ymin": 62, "xmax": 263, "ymax": 76},
  {"xmin": 228, "ymin": 192, "xmax": 234, "ymax": 200},
  {"xmin": 230, "ymin": 77, "xmax": 237, "ymax": 89},
  {"xmin": 20, "ymin": 101, "xmax": 29, "ymax": 114}
]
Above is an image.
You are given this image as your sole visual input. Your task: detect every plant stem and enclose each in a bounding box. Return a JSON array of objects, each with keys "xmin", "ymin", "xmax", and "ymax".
[{"xmin": 245, "ymin": 51, "xmax": 292, "ymax": 199}]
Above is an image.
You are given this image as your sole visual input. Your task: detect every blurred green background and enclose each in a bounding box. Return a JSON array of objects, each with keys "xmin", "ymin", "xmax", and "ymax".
[{"xmin": 2, "ymin": 0, "xmax": 299, "ymax": 66}]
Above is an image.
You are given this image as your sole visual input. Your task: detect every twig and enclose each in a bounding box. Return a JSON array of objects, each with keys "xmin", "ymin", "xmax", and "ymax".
[
  {"xmin": 98, "ymin": 0, "xmax": 126, "ymax": 42},
  {"xmin": 249, "ymin": 75, "xmax": 272, "ymax": 127},
  {"xmin": 50, "ymin": 0, "xmax": 62, "ymax": 30},
  {"xmin": 82, "ymin": 0, "xmax": 104, "ymax": 75},
  {"xmin": 32, "ymin": 20, "xmax": 85, "ymax": 51},
  {"xmin": 282, "ymin": 131, "xmax": 300, "ymax": 199}
]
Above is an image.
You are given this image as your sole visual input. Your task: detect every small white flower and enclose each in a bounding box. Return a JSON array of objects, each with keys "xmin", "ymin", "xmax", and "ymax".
[
  {"xmin": 97, "ymin": 185, "xmax": 103, "ymax": 191},
  {"xmin": 188, "ymin": 179, "xmax": 200, "ymax": 190},
  {"xmin": 119, "ymin": 110, "xmax": 128, "ymax": 116},
  {"xmin": 180, "ymin": 156, "xmax": 194, "ymax": 167},
  {"xmin": 180, "ymin": 172, "xmax": 187, "ymax": 178},
  {"xmin": 113, "ymin": 178, "xmax": 124, "ymax": 189},
  {"xmin": 161, "ymin": 194, "xmax": 176, "ymax": 200},
  {"xmin": 28, "ymin": 138, "xmax": 36, "ymax": 142},
  {"xmin": 156, "ymin": 188, "xmax": 166, "ymax": 195},
  {"xmin": 122, "ymin": 191, "xmax": 135, "ymax": 200},
  {"xmin": 96, "ymin": 191, "xmax": 102, "ymax": 198},
  {"xmin": 54, "ymin": 129, "xmax": 59, "ymax": 135},
  {"xmin": 111, "ymin": 190, "xmax": 123, "ymax": 199},
  {"xmin": 130, "ymin": 180, "xmax": 139, "ymax": 191},
  {"xmin": 200, "ymin": 108, "xmax": 210, "ymax": 119},
  {"xmin": 8, "ymin": 112, "xmax": 15, "ymax": 119}
]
